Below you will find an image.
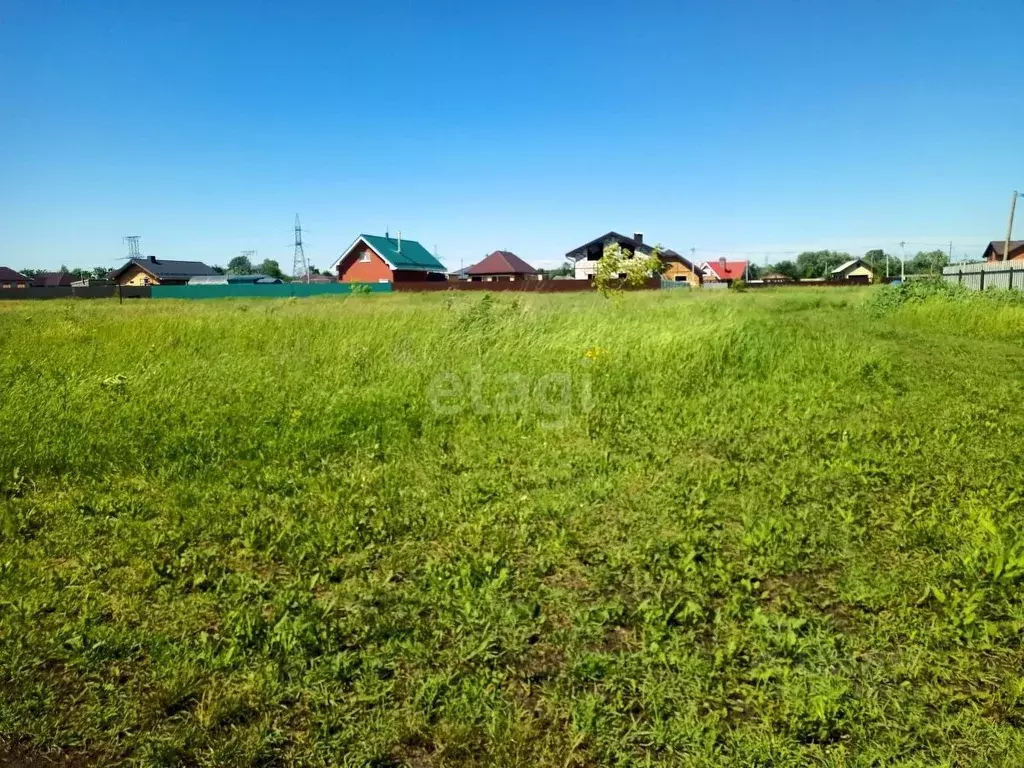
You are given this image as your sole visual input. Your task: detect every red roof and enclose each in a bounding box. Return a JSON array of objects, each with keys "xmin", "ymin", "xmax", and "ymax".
[
  {"xmin": 703, "ymin": 260, "xmax": 748, "ymax": 281},
  {"xmin": 467, "ymin": 251, "xmax": 537, "ymax": 276}
]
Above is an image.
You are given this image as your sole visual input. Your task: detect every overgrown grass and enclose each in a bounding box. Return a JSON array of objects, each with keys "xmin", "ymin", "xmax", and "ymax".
[{"xmin": 2, "ymin": 287, "xmax": 1024, "ymax": 766}]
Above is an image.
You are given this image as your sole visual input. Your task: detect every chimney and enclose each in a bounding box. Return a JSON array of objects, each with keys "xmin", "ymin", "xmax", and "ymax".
[
  {"xmin": 719, "ymin": 256, "xmax": 727, "ymax": 268},
  {"xmin": 633, "ymin": 232, "xmax": 644, "ymax": 245},
  {"xmin": 397, "ymin": 230, "xmax": 402, "ymax": 254},
  {"xmin": 148, "ymin": 255, "xmax": 157, "ymax": 263}
]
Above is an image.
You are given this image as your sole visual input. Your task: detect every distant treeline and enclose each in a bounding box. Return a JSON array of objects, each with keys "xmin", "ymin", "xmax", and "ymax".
[{"xmin": 749, "ymin": 249, "xmax": 953, "ymax": 281}]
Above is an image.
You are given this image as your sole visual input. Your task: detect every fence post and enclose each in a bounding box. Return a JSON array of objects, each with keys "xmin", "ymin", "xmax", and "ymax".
[
  {"xmin": 1011, "ymin": 268, "xmax": 1015, "ymax": 291},
  {"xmin": 958, "ymin": 269, "xmax": 962, "ymax": 285}
]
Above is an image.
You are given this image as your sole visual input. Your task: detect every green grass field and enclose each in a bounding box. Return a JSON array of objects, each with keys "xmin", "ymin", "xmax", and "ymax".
[{"xmin": 3, "ymin": 287, "xmax": 1024, "ymax": 766}]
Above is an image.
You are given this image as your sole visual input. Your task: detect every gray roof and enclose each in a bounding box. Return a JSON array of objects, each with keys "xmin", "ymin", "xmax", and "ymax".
[
  {"xmin": 112, "ymin": 257, "xmax": 218, "ymax": 281},
  {"xmin": 188, "ymin": 273, "xmax": 281, "ymax": 285}
]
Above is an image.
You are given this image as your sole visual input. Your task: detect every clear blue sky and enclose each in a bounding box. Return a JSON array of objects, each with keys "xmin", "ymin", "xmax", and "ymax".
[{"xmin": 1, "ymin": 0, "xmax": 1021, "ymax": 272}]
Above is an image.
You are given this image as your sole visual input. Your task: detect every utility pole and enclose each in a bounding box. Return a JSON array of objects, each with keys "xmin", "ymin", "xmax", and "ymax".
[
  {"xmin": 1006, "ymin": 191, "xmax": 1020, "ymax": 262},
  {"xmin": 900, "ymin": 241, "xmax": 906, "ymax": 281},
  {"xmin": 949, "ymin": 240, "xmax": 953, "ymax": 266}
]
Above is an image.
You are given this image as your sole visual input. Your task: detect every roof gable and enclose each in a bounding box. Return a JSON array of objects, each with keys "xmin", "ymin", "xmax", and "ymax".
[
  {"xmin": 985, "ymin": 240, "xmax": 1024, "ymax": 259},
  {"xmin": 0, "ymin": 266, "xmax": 31, "ymax": 282},
  {"xmin": 359, "ymin": 234, "xmax": 446, "ymax": 272},
  {"xmin": 566, "ymin": 231, "xmax": 654, "ymax": 259},
  {"xmin": 703, "ymin": 260, "xmax": 748, "ymax": 280},
  {"xmin": 831, "ymin": 258, "xmax": 871, "ymax": 274},
  {"xmin": 467, "ymin": 250, "xmax": 537, "ymax": 275}
]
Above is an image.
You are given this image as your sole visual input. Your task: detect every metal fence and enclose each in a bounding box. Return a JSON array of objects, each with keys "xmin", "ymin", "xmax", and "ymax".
[
  {"xmin": 0, "ymin": 285, "xmax": 151, "ymax": 301},
  {"xmin": 942, "ymin": 261, "xmax": 1024, "ymax": 291},
  {"xmin": 150, "ymin": 283, "xmax": 392, "ymax": 299},
  {"xmin": 660, "ymin": 279, "xmax": 693, "ymax": 290},
  {"xmin": 392, "ymin": 278, "xmax": 661, "ymax": 293}
]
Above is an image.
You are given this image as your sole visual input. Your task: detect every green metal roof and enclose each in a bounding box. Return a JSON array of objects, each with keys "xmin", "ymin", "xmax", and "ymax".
[{"xmin": 362, "ymin": 234, "xmax": 446, "ymax": 272}]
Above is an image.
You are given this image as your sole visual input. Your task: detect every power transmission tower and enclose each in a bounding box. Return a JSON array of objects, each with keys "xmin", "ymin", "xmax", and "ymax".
[
  {"xmin": 123, "ymin": 236, "xmax": 141, "ymax": 259},
  {"xmin": 292, "ymin": 214, "xmax": 309, "ymax": 282}
]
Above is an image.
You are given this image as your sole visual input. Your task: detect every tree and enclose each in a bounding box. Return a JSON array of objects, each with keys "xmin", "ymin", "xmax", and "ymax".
[
  {"xmin": 770, "ymin": 260, "xmax": 801, "ymax": 280},
  {"xmin": 746, "ymin": 263, "xmax": 763, "ymax": 280},
  {"xmin": 864, "ymin": 249, "xmax": 890, "ymax": 276},
  {"xmin": 593, "ymin": 244, "xmax": 662, "ymax": 297},
  {"xmin": 256, "ymin": 259, "xmax": 285, "ymax": 280},
  {"xmin": 795, "ymin": 250, "xmax": 851, "ymax": 279},
  {"xmin": 211, "ymin": 265, "xmax": 226, "ymax": 275},
  {"xmin": 906, "ymin": 250, "xmax": 948, "ymax": 276},
  {"xmin": 541, "ymin": 262, "xmax": 574, "ymax": 279},
  {"xmin": 227, "ymin": 255, "xmax": 253, "ymax": 275},
  {"xmin": 92, "ymin": 267, "xmax": 109, "ymax": 280}
]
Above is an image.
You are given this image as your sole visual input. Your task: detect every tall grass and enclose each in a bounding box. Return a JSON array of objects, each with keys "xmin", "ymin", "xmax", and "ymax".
[{"xmin": 2, "ymin": 288, "xmax": 1024, "ymax": 765}]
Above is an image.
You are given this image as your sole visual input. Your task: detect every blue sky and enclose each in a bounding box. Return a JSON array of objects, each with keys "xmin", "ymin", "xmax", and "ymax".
[{"xmin": 1, "ymin": 0, "xmax": 1021, "ymax": 272}]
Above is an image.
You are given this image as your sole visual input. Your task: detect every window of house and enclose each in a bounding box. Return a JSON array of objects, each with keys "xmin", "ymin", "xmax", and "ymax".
[
  {"xmin": 675, "ymin": 275, "xmax": 685, "ymax": 282},
  {"xmin": 360, "ymin": 250, "xmax": 371, "ymax": 263}
]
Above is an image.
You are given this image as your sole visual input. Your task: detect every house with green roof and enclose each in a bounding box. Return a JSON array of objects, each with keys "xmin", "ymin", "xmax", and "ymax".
[{"xmin": 331, "ymin": 232, "xmax": 448, "ymax": 283}]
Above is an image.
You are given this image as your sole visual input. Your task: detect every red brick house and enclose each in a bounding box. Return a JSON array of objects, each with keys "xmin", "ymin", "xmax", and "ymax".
[
  {"xmin": 984, "ymin": 240, "xmax": 1024, "ymax": 262},
  {"xmin": 332, "ymin": 233, "xmax": 448, "ymax": 283},
  {"xmin": 466, "ymin": 251, "xmax": 538, "ymax": 281}
]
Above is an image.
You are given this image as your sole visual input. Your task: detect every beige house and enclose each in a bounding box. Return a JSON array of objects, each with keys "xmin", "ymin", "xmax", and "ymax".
[
  {"xmin": 110, "ymin": 256, "xmax": 218, "ymax": 286},
  {"xmin": 830, "ymin": 258, "xmax": 874, "ymax": 282}
]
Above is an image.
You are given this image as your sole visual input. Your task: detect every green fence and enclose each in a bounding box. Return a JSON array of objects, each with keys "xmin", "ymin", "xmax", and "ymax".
[{"xmin": 150, "ymin": 282, "xmax": 392, "ymax": 300}]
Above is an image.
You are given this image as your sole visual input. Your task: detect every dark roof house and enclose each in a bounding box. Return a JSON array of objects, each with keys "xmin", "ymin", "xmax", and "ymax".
[
  {"xmin": 0, "ymin": 267, "xmax": 32, "ymax": 286},
  {"xmin": 983, "ymin": 240, "xmax": 1024, "ymax": 262},
  {"xmin": 110, "ymin": 256, "xmax": 218, "ymax": 285},
  {"xmin": 566, "ymin": 231, "xmax": 659, "ymax": 262},
  {"xmin": 566, "ymin": 231, "xmax": 701, "ymax": 285},
  {"xmin": 32, "ymin": 272, "xmax": 75, "ymax": 287},
  {"xmin": 466, "ymin": 251, "xmax": 538, "ymax": 279}
]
